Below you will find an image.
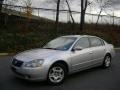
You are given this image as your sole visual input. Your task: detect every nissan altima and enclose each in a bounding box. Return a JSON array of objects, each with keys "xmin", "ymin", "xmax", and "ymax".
[{"xmin": 11, "ymin": 35, "xmax": 115, "ymax": 85}]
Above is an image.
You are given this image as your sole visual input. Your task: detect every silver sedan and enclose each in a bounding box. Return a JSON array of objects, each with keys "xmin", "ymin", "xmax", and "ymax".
[{"xmin": 11, "ymin": 35, "xmax": 115, "ymax": 85}]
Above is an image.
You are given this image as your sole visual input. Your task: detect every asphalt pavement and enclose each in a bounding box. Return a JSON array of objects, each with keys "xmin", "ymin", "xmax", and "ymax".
[{"xmin": 0, "ymin": 51, "xmax": 120, "ymax": 90}]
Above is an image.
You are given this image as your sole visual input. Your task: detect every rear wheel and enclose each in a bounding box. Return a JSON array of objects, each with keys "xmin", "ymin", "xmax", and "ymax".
[
  {"xmin": 103, "ymin": 54, "xmax": 111, "ymax": 68},
  {"xmin": 47, "ymin": 63, "xmax": 67, "ymax": 85}
]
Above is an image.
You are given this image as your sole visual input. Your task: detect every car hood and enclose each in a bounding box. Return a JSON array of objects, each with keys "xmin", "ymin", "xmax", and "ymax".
[{"xmin": 14, "ymin": 48, "xmax": 64, "ymax": 62}]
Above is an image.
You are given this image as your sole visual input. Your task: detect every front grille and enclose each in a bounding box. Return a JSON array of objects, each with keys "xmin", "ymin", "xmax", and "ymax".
[{"xmin": 12, "ymin": 59, "xmax": 24, "ymax": 67}]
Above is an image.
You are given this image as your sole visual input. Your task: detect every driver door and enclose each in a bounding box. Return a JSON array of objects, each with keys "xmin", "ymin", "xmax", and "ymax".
[{"xmin": 70, "ymin": 37, "xmax": 93, "ymax": 71}]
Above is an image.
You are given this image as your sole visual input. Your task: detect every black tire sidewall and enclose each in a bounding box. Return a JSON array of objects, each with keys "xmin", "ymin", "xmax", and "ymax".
[{"xmin": 103, "ymin": 55, "xmax": 111, "ymax": 68}]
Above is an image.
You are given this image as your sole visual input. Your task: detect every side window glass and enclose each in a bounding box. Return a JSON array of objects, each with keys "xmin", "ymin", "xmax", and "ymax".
[
  {"xmin": 100, "ymin": 39, "xmax": 105, "ymax": 46},
  {"xmin": 74, "ymin": 37, "xmax": 90, "ymax": 49},
  {"xmin": 90, "ymin": 37, "xmax": 103, "ymax": 47}
]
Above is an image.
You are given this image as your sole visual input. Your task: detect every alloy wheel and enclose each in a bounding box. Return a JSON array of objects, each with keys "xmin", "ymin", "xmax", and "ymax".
[{"xmin": 48, "ymin": 66, "xmax": 65, "ymax": 83}]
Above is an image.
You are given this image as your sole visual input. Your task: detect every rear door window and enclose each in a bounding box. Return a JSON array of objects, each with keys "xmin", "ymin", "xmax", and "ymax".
[{"xmin": 89, "ymin": 37, "xmax": 103, "ymax": 47}]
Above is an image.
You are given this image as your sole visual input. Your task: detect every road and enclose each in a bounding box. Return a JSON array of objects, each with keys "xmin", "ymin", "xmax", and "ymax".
[{"xmin": 0, "ymin": 51, "xmax": 120, "ymax": 90}]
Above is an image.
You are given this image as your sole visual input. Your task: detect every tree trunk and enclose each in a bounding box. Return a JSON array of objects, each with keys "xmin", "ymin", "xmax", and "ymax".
[
  {"xmin": 66, "ymin": 0, "xmax": 75, "ymax": 24},
  {"xmin": 112, "ymin": 11, "xmax": 114, "ymax": 26},
  {"xmin": 80, "ymin": 0, "xmax": 87, "ymax": 32},
  {"xmin": 0, "ymin": 3, "xmax": 2, "ymax": 13},
  {"xmin": 55, "ymin": 0, "xmax": 60, "ymax": 32},
  {"xmin": 4, "ymin": 14, "xmax": 8, "ymax": 26},
  {"xmin": 80, "ymin": 10, "xmax": 85, "ymax": 32},
  {"xmin": 0, "ymin": 0, "xmax": 4, "ymax": 13},
  {"xmin": 96, "ymin": 8, "xmax": 102, "ymax": 27}
]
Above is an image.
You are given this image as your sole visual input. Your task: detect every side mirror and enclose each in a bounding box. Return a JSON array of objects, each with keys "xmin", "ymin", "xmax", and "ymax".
[{"xmin": 72, "ymin": 46, "xmax": 83, "ymax": 51}]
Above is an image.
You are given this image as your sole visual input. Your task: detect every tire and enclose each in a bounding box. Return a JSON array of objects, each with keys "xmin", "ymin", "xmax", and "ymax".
[
  {"xmin": 47, "ymin": 63, "xmax": 67, "ymax": 85},
  {"xmin": 102, "ymin": 54, "xmax": 111, "ymax": 68}
]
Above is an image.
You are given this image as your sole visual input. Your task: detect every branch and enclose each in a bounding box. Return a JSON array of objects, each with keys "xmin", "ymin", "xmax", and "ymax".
[
  {"xmin": 88, "ymin": 1, "xmax": 93, "ymax": 6},
  {"xmin": 84, "ymin": 0, "xmax": 88, "ymax": 11},
  {"xmin": 65, "ymin": 0, "xmax": 75, "ymax": 24}
]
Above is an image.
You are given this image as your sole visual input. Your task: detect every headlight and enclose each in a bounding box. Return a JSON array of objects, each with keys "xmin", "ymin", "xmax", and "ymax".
[{"xmin": 24, "ymin": 59, "xmax": 44, "ymax": 68}]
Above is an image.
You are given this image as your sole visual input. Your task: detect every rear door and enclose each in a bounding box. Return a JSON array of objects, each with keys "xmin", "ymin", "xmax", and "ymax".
[{"xmin": 89, "ymin": 37, "xmax": 106, "ymax": 65}]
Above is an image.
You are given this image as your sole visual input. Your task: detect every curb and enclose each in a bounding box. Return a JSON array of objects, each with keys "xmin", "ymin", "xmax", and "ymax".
[
  {"xmin": 0, "ymin": 53, "xmax": 9, "ymax": 56},
  {"xmin": 115, "ymin": 48, "xmax": 120, "ymax": 50},
  {"xmin": 0, "ymin": 53, "xmax": 14, "ymax": 56}
]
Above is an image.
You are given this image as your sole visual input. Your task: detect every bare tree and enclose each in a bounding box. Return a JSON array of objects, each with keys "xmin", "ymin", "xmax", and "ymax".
[
  {"xmin": 112, "ymin": 11, "xmax": 114, "ymax": 26},
  {"xmin": 3, "ymin": 0, "xmax": 18, "ymax": 25},
  {"xmin": 46, "ymin": 0, "xmax": 61, "ymax": 31},
  {"xmin": 22, "ymin": 0, "xmax": 33, "ymax": 19},
  {"xmin": 80, "ymin": 0, "xmax": 88, "ymax": 32},
  {"xmin": 65, "ymin": 0, "xmax": 75, "ymax": 24},
  {"xmin": 21, "ymin": 0, "xmax": 33, "ymax": 34},
  {"xmin": 95, "ymin": 0, "xmax": 112, "ymax": 26},
  {"xmin": 55, "ymin": 0, "xmax": 61, "ymax": 31},
  {"xmin": 46, "ymin": 0, "xmax": 75, "ymax": 30},
  {"xmin": 80, "ymin": 0, "xmax": 92, "ymax": 32},
  {"xmin": 3, "ymin": 0, "xmax": 18, "ymax": 14}
]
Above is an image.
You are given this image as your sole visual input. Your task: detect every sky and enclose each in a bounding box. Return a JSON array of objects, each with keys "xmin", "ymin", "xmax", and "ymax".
[
  {"xmin": 7, "ymin": 0, "xmax": 120, "ymax": 15},
  {"xmin": 4, "ymin": 0, "xmax": 120, "ymax": 24},
  {"xmin": 110, "ymin": 0, "xmax": 120, "ymax": 9}
]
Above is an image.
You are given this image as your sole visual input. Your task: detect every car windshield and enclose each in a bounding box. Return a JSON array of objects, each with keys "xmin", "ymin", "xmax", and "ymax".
[{"xmin": 43, "ymin": 37, "xmax": 77, "ymax": 51}]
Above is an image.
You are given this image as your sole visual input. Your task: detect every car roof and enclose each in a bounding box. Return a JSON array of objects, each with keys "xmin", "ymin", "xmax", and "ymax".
[
  {"xmin": 61, "ymin": 35, "xmax": 106, "ymax": 44},
  {"xmin": 62, "ymin": 35, "xmax": 96, "ymax": 38}
]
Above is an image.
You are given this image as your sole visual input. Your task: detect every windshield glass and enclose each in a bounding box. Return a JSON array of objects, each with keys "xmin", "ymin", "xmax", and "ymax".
[{"xmin": 43, "ymin": 37, "xmax": 77, "ymax": 51}]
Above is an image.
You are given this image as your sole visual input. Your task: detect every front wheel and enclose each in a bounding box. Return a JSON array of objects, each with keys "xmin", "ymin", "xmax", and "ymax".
[
  {"xmin": 103, "ymin": 55, "xmax": 111, "ymax": 68},
  {"xmin": 47, "ymin": 64, "xmax": 67, "ymax": 85}
]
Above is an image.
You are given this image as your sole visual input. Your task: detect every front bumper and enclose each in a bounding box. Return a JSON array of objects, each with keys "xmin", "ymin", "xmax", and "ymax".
[{"xmin": 11, "ymin": 65, "xmax": 48, "ymax": 81}]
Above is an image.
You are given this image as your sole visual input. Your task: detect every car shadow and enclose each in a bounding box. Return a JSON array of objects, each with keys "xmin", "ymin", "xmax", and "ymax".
[
  {"xmin": 12, "ymin": 77, "xmax": 48, "ymax": 87},
  {"xmin": 12, "ymin": 66, "xmax": 112, "ymax": 87}
]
